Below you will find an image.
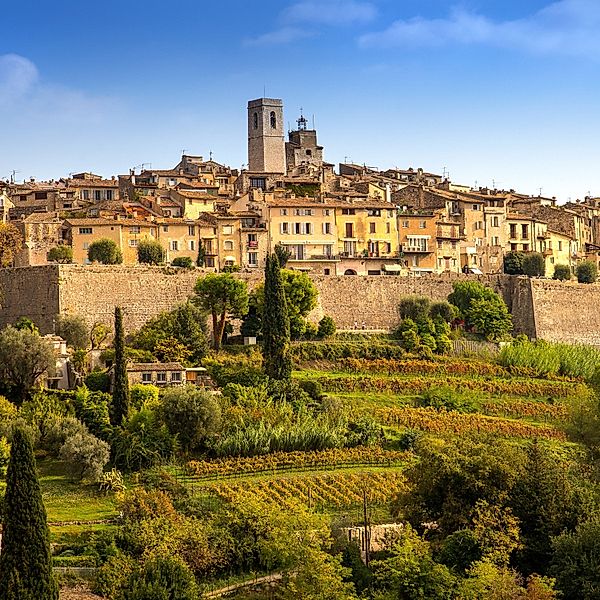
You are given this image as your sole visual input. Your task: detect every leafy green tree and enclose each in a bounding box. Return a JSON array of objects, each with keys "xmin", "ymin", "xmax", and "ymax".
[
  {"xmin": 59, "ymin": 428, "xmax": 110, "ymax": 482},
  {"xmin": 129, "ymin": 302, "xmax": 207, "ymax": 365},
  {"xmin": 398, "ymin": 295, "xmax": 431, "ymax": 321},
  {"xmin": 88, "ymin": 238, "xmax": 123, "ymax": 264},
  {"xmin": 111, "ymin": 307, "xmax": 130, "ymax": 426},
  {"xmin": 193, "ymin": 273, "xmax": 248, "ymax": 350},
  {"xmin": 14, "ymin": 316, "xmax": 38, "ymax": 333},
  {"xmin": 158, "ymin": 385, "xmax": 222, "ymax": 453},
  {"xmin": 576, "ymin": 260, "xmax": 597, "ymax": 283},
  {"xmin": 371, "ymin": 525, "xmax": 456, "ymax": 600},
  {"xmin": 318, "ymin": 315, "xmax": 336, "ymax": 338},
  {"xmin": 448, "ymin": 281, "xmax": 512, "ymax": 340},
  {"xmin": 550, "ymin": 519, "xmax": 600, "ymax": 600},
  {"xmin": 553, "ymin": 264, "xmax": 571, "ymax": 281},
  {"xmin": 137, "ymin": 238, "xmax": 165, "ymax": 265},
  {"xmin": 0, "ymin": 326, "xmax": 55, "ymax": 405},
  {"xmin": 85, "ymin": 369, "xmax": 111, "ymax": 392},
  {"xmin": 119, "ymin": 555, "xmax": 199, "ymax": 600},
  {"xmin": 429, "ymin": 301, "xmax": 458, "ymax": 323},
  {"xmin": 55, "ymin": 314, "xmax": 88, "ymax": 350},
  {"xmin": 0, "ymin": 222, "xmax": 23, "ymax": 267},
  {"xmin": 262, "ymin": 254, "xmax": 292, "ymax": 380},
  {"xmin": 522, "ymin": 252, "xmax": 546, "ymax": 277},
  {"xmin": 0, "ymin": 427, "xmax": 58, "ymax": 600},
  {"xmin": 503, "ymin": 251, "xmax": 526, "ymax": 275},
  {"xmin": 46, "ymin": 245, "xmax": 73, "ymax": 263},
  {"xmin": 171, "ymin": 256, "xmax": 193, "ymax": 268}
]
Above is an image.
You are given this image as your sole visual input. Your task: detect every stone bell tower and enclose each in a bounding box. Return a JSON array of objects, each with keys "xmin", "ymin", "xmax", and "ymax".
[{"xmin": 247, "ymin": 98, "xmax": 285, "ymax": 174}]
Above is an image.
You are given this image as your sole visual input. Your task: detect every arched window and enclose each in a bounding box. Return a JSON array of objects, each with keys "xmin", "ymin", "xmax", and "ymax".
[
  {"xmin": 253, "ymin": 112, "xmax": 258, "ymax": 129},
  {"xmin": 270, "ymin": 111, "xmax": 277, "ymax": 129}
]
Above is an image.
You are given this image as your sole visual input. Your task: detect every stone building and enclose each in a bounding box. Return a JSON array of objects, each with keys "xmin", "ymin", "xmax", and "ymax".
[
  {"xmin": 14, "ymin": 212, "xmax": 63, "ymax": 266},
  {"xmin": 285, "ymin": 112, "xmax": 324, "ymax": 173},
  {"xmin": 247, "ymin": 98, "xmax": 286, "ymax": 174}
]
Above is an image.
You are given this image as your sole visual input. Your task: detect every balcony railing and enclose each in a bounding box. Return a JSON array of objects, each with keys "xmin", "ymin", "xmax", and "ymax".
[
  {"xmin": 402, "ymin": 246, "xmax": 431, "ymax": 254},
  {"xmin": 247, "ymin": 241, "xmax": 258, "ymax": 248}
]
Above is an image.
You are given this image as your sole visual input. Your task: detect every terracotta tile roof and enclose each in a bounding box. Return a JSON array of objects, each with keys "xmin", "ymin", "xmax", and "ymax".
[
  {"xmin": 64, "ymin": 217, "xmax": 157, "ymax": 228},
  {"xmin": 64, "ymin": 179, "xmax": 118, "ymax": 188}
]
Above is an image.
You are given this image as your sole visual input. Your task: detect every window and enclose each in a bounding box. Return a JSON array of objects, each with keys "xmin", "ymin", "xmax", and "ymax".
[
  {"xmin": 558, "ymin": 241, "xmax": 563, "ymax": 251},
  {"xmin": 224, "ymin": 240, "xmax": 234, "ymax": 250},
  {"xmin": 345, "ymin": 223, "xmax": 354, "ymax": 238},
  {"xmin": 306, "ymin": 149, "xmax": 312, "ymax": 156},
  {"xmin": 205, "ymin": 257, "xmax": 215, "ymax": 267},
  {"xmin": 106, "ymin": 190, "xmax": 113, "ymax": 201},
  {"xmin": 142, "ymin": 372, "xmax": 152, "ymax": 383},
  {"xmin": 171, "ymin": 241, "xmax": 178, "ymax": 251},
  {"xmin": 189, "ymin": 240, "xmax": 195, "ymax": 251},
  {"xmin": 402, "ymin": 221, "xmax": 409, "ymax": 228},
  {"xmin": 324, "ymin": 268, "xmax": 331, "ymax": 275},
  {"xmin": 156, "ymin": 372, "xmax": 166, "ymax": 383},
  {"xmin": 294, "ymin": 208, "xmax": 314, "ymax": 216},
  {"xmin": 386, "ymin": 223, "xmax": 391, "ymax": 234},
  {"xmin": 407, "ymin": 237, "xmax": 428, "ymax": 252},
  {"xmin": 280, "ymin": 208, "xmax": 288, "ymax": 216},
  {"xmin": 289, "ymin": 244, "xmax": 304, "ymax": 260},
  {"xmin": 295, "ymin": 222, "xmax": 302, "ymax": 235},
  {"xmin": 492, "ymin": 236, "xmax": 500, "ymax": 246},
  {"xmin": 419, "ymin": 221, "xmax": 426, "ymax": 229},
  {"xmin": 521, "ymin": 224, "xmax": 529, "ymax": 239},
  {"xmin": 130, "ymin": 226, "xmax": 140, "ymax": 234},
  {"xmin": 129, "ymin": 239, "xmax": 138, "ymax": 247},
  {"xmin": 472, "ymin": 204, "xmax": 480, "ymax": 211},
  {"xmin": 280, "ymin": 222, "xmax": 289, "ymax": 234},
  {"xmin": 94, "ymin": 190, "xmax": 102, "ymax": 202},
  {"xmin": 491, "ymin": 216, "xmax": 499, "ymax": 227},
  {"xmin": 163, "ymin": 225, "xmax": 169, "ymax": 232},
  {"xmin": 323, "ymin": 209, "xmax": 330, "ymax": 216},
  {"xmin": 385, "ymin": 242, "xmax": 392, "ymax": 253},
  {"xmin": 188, "ymin": 226, "xmax": 195, "ymax": 236},
  {"xmin": 367, "ymin": 209, "xmax": 381, "ymax": 217},
  {"xmin": 510, "ymin": 224, "xmax": 517, "ymax": 239},
  {"xmin": 222, "ymin": 225, "xmax": 233, "ymax": 235},
  {"xmin": 341, "ymin": 208, "xmax": 355, "ymax": 215},
  {"xmin": 250, "ymin": 177, "xmax": 266, "ymax": 189},
  {"xmin": 451, "ymin": 241, "xmax": 457, "ymax": 249},
  {"xmin": 270, "ymin": 111, "xmax": 277, "ymax": 129},
  {"xmin": 253, "ymin": 112, "xmax": 258, "ymax": 129},
  {"xmin": 79, "ymin": 227, "xmax": 93, "ymax": 234},
  {"xmin": 169, "ymin": 371, "xmax": 181, "ymax": 383},
  {"xmin": 83, "ymin": 242, "xmax": 89, "ymax": 250},
  {"xmin": 369, "ymin": 222, "xmax": 376, "ymax": 234},
  {"xmin": 522, "ymin": 244, "xmax": 530, "ymax": 252},
  {"xmin": 305, "ymin": 223, "xmax": 312, "ymax": 235},
  {"xmin": 248, "ymin": 252, "xmax": 258, "ymax": 265},
  {"xmin": 323, "ymin": 222, "xmax": 331, "ymax": 235}
]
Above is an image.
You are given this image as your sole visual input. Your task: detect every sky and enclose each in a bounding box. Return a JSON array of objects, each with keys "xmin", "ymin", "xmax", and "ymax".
[{"xmin": 1, "ymin": 0, "xmax": 600, "ymax": 201}]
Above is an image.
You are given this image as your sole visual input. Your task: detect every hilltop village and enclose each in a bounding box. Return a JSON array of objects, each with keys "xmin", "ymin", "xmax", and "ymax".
[{"xmin": 2, "ymin": 97, "xmax": 600, "ymax": 277}]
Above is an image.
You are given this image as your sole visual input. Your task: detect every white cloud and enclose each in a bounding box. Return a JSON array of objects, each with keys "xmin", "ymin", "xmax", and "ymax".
[
  {"xmin": 283, "ymin": 0, "xmax": 377, "ymax": 26},
  {"xmin": 359, "ymin": 0, "xmax": 600, "ymax": 58},
  {"xmin": 244, "ymin": 26, "xmax": 314, "ymax": 47},
  {"xmin": 0, "ymin": 54, "xmax": 39, "ymax": 105}
]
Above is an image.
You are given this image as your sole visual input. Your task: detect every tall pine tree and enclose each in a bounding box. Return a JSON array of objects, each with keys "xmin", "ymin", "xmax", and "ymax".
[
  {"xmin": 262, "ymin": 254, "xmax": 292, "ymax": 380},
  {"xmin": 111, "ymin": 306, "xmax": 130, "ymax": 425},
  {"xmin": 0, "ymin": 427, "xmax": 58, "ymax": 600}
]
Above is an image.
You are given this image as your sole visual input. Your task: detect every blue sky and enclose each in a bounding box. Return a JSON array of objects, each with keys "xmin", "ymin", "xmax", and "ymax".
[{"xmin": 1, "ymin": 0, "xmax": 599, "ymax": 201}]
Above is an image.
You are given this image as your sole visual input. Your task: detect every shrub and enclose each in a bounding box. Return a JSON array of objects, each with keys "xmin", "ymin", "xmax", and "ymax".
[
  {"xmin": 503, "ymin": 251, "xmax": 526, "ymax": 275},
  {"xmin": 317, "ymin": 316, "xmax": 336, "ymax": 338},
  {"xmin": 522, "ymin": 252, "xmax": 546, "ymax": 277},
  {"xmin": 157, "ymin": 386, "xmax": 222, "ymax": 453},
  {"xmin": 85, "ymin": 369, "xmax": 111, "ymax": 392},
  {"xmin": 429, "ymin": 301, "xmax": 458, "ymax": 323},
  {"xmin": 553, "ymin": 264, "xmax": 571, "ymax": 281},
  {"xmin": 98, "ymin": 468, "xmax": 126, "ymax": 494},
  {"xmin": 419, "ymin": 385, "xmax": 477, "ymax": 413},
  {"xmin": 398, "ymin": 296, "xmax": 430, "ymax": 321},
  {"xmin": 171, "ymin": 256, "xmax": 194, "ymax": 268},
  {"xmin": 137, "ymin": 239, "xmax": 165, "ymax": 265},
  {"xmin": 576, "ymin": 260, "xmax": 597, "ymax": 283},
  {"xmin": 74, "ymin": 387, "xmax": 112, "ymax": 440},
  {"xmin": 59, "ymin": 430, "xmax": 110, "ymax": 482},
  {"xmin": 298, "ymin": 380, "xmax": 325, "ymax": 402},
  {"xmin": 88, "ymin": 238, "xmax": 123, "ymax": 265},
  {"xmin": 56, "ymin": 314, "xmax": 88, "ymax": 350},
  {"xmin": 47, "ymin": 245, "xmax": 73, "ymax": 263},
  {"xmin": 130, "ymin": 384, "xmax": 159, "ymax": 410}
]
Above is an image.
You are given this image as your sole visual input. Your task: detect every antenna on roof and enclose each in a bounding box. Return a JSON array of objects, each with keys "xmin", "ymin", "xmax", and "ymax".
[
  {"xmin": 209, "ymin": 151, "xmax": 213, "ymax": 161},
  {"xmin": 263, "ymin": 84, "xmax": 266, "ymax": 98},
  {"xmin": 538, "ymin": 187, "xmax": 543, "ymax": 196},
  {"xmin": 9, "ymin": 170, "xmax": 19, "ymax": 184},
  {"xmin": 312, "ymin": 114, "xmax": 315, "ymax": 129},
  {"xmin": 442, "ymin": 167, "xmax": 449, "ymax": 180}
]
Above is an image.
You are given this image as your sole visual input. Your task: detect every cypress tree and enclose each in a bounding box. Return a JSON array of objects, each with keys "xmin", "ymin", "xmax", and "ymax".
[
  {"xmin": 0, "ymin": 427, "xmax": 58, "ymax": 600},
  {"xmin": 262, "ymin": 254, "xmax": 292, "ymax": 380},
  {"xmin": 111, "ymin": 306, "xmax": 130, "ymax": 425}
]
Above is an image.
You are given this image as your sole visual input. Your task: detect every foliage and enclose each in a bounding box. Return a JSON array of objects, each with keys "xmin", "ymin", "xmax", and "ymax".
[
  {"xmin": 59, "ymin": 429, "xmax": 110, "ymax": 482},
  {"xmin": 90, "ymin": 321, "xmax": 111, "ymax": 350},
  {"xmin": 430, "ymin": 301, "xmax": 459, "ymax": 323},
  {"xmin": 0, "ymin": 326, "xmax": 56, "ymax": 405},
  {"xmin": 503, "ymin": 251, "xmax": 526, "ymax": 275},
  {"xmin": 112, "ymin": 409, "xmax": 177, "ymax": 471},
  {"xmin": 553, "ymin": 263, "xmax": 571, "ymax": 281},
  {"xmin": 112, "ymin": 307, "xmax": 130, "ymax": 426},
  {"xmin": 47, "ymin": 245, "xmax": 73, "ymax": 263},
  {"xmin": 317, "ymin": 315, "xmax": 336, "ymax": 339},
  {"xmin": 118, "ymin": 555, "xmax": 199, "ymax": 600},
  {"xmin": 193, "ymin": 273, "xmax": 248, "ymax": 350},
  {"xmin": 0, "ymin": 222, "xmax": 23, "ymax": 267},
  {"xmin": 195, "ymin": 239, "xmax": 206, "ymax": 267},
  {"xmin": 74, "ymin": 387, "xmax": 112, "ymax": 440},
  {"xmin": 129, "ymin": 302, "xmax": 207, "ymax": 365},
  {"xmin": 171, "ymin": 256, "xmax": 193, "ymax": 268},
  {"xmin": 398, "ymin": 295, "xmax": 431, "ymax": 321},
  {"xmin": 576, "ymin": 260, "xmax": 597, "ymax": 283},
  {"xmin": 0, "ymin": 428, "xmax": 58, "ymax": 600},
  {"xmin": 448, "ymin": 281, "xmax": 512, "ymax": 340},
  {"xmin": 550, "ymin": 518, "xmax": 600, "ymax": 600},
  {"xmin": 291, "ymin": 340, "xmax": 405, "ymax": 361},
  {"xmin": 88, "ymin": 238, "xmax": 123, "ymax": 264},
  {"xmin": 522, "ymin": 252, "xmax": 546, "ymax": 277},
  {"xmin": 14, "ymin": 316, "xmax": 39, "ymax": 333},
  {"xmin": 262, "ymin": 254, "xmax": 293, "ymax": 380},
  {"xmin": 275, "ymin": 242, "xmax": 292, "ymax": 268},
  {"xmin": 136, "ymin": 238, "xmax": 165, "ymax": 265},
  {"xmin": 419, "ymin": 385, "xmax": 477, "ymax": 413},
  {"xmin": 157, "ymin": 385, "xmax": 222, "ymax": 453},
  {"xmin": 130, "ymin": 384, "xmax": 159, "ymax": 411},
  {"xmin": 56, "ymin": 314, "xmax": 88, "ymax": 350},
  {"xmin": 85, "ymin": 369, "xmax": 111, "ymax": 392},
  {"xmin": 98, "ymin": 468, "xmax": 126, "ymax": 494}
]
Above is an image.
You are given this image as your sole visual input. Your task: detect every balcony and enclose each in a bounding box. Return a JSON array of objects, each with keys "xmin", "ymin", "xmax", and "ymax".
[
  {"xmin": 289, "ymin": 254, "xmax": 339, "ymax": 262},
  {"xmin": 401, "ymin": 245, "xmax": 431, "ymax": 254},
  {"xmin": 247, "ymin": 241, "xmax": 258, "ymax": 248}
]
